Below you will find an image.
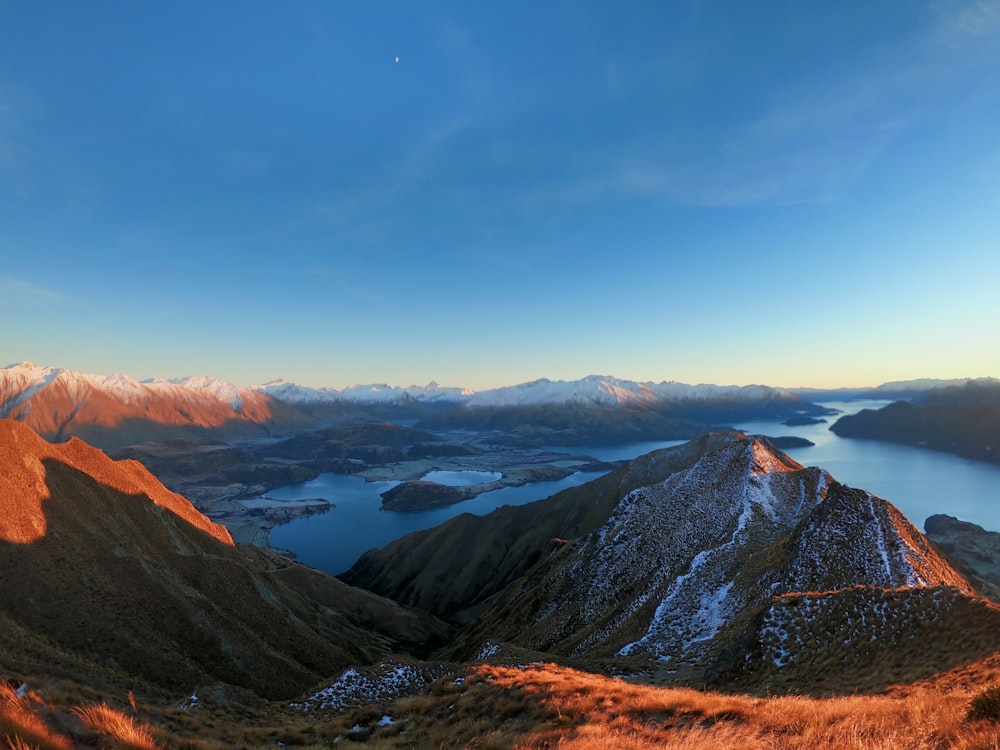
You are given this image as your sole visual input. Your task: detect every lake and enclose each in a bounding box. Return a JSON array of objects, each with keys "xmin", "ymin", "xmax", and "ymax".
[{"xmin": 269, "ymin": 400, "xmax": 1000, "ymax": 576}]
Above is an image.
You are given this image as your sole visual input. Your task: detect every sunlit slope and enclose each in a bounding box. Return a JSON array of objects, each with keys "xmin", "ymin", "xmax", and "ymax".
[
  {"xmin": 0, "ymin": 419, "xmax": 449, "ymax": 699},
  {"xmin": 0, "ymin": 363, "xmax": 323, "ymax": 448}
]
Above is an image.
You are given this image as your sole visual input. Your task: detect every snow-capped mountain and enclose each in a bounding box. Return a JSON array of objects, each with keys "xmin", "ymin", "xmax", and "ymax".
[
  {"xmin": 434, "ymin": 435, "xmax": 991, "ymax": 687},
  {"xmin": 258, "ymin": 379, "xmax": 472, "ymax": 406},
  {"xmin": 421, "ymin": 375, "xmax": 829, "ymax": 445},
  {"xmin": 0, "ymin": 362, "xmax": 290, "ymax": 448},
  {"xmin": 0, "ymin": 362, "xmax": 827, "ymax": 449},
  {"xmin": 463, "ymin": 375, "xmax": 803, "ymax": 408}
]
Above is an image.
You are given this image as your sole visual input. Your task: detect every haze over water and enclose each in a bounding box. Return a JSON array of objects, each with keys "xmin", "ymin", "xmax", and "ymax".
[{"xmin": 270, "ymin": 401, "xmax": 1000, "ymax": 576}]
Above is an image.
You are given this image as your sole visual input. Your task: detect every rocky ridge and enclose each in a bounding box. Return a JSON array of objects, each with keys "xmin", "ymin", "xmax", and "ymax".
[{"xmin": 435, "ymin": 436, "xmax": 992, "ymax": 690}]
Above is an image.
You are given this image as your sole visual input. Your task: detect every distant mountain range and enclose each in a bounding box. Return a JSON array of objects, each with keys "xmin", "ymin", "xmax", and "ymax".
[
  {"xmin": 830, "ymin": 379, "xmax": 1000, "ymax": 464},
  {"xmin": 1, "ymin": 362, "xmax": 831, "ymax": 448}
]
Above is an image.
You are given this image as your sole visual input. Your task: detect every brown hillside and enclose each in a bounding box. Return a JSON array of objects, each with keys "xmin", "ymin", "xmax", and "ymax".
[
  {"xmin": 0, "ymin": 419, "xmax": 450, "ymax": 699},
  {"xmin": 0, "ymin": 418, "xmax": 231, "ymax": 545}
]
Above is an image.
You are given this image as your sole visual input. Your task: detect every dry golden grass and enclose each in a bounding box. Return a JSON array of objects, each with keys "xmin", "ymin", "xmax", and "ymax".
[
  {"xmin": 73, "ymin": 703, "xmax": 161, "ymax": 749},
  {"xmin": 313, "ymin": 662, "xmax": 1000, "ymax": 750},
  {"xmin": 0, "ymin": 684, "xmax": 71, "ymax": 750},
  {"xmin": 7, "ymin": 660, "xmax": 1000, "ymax": 749}
]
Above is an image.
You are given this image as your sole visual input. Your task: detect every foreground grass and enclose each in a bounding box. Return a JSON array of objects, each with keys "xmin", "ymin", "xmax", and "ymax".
[
  {"xmin": 6, "ymin": 661, "xmax": 1000, "ymax": 748},
  {"xmin": 324, "ymin": 663, "xmax": 1000, "ymax": 750}
]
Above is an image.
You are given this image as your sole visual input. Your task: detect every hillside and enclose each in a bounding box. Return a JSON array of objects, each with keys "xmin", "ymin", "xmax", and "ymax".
[
  {"xmin": 341, "ymin": 432, "xmax": 743, "ymax": 624},
  {"xmin": 3, "ymin": 421, "xmax": 1000, "ymax": 747},
  {"xmin": 830, "ymin": 379, "xmax": 1000, "ymax": 464},
  {"xmin": 0, "ymin": 419, "xmax": 450, "ymax": 699}
]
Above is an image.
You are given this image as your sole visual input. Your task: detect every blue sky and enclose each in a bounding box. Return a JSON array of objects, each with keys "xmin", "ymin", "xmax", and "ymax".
[{"xmin": 1, "ymin": 1, "xmax": 998, "ymax": 390}]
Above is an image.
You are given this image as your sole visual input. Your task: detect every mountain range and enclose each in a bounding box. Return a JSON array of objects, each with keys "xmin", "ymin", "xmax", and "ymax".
[{"xmin": 1, "ymin": 362, "xmax": 833, "ymax": 449}]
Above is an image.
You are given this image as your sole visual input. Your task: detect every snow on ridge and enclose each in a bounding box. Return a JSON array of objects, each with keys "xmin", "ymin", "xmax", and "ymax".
[
  {"xmin": 3, "ymin": 363, "xmax": 810, "ymax": 415},
  {"xmin": 871, "ymin": 377, "xmax": 1000, "ymax": 392},
  {"xmin": 146, "ymin": 375, "xmax": 249, "ymax": 410},
  {"xmin": 256, "ymin": 379, "xmax": 473, "ymax": 405},
  {"xmin": 0, "ymin": 362, "xmax": 65, "ymax": 413},
  {"xmin": 554, "ymin": 438, "xmax": 828, "ymax": 658},
  {"xmin": 465, "ymin": 375, "xmax": 802, "ymax": 408},
  {"xmin": 290, "ymin": 660, "xmax": 452, "ymax": 712},
  {"xmin": 255, "ymin": 380, "xmax": 344, "ymax": 405}
]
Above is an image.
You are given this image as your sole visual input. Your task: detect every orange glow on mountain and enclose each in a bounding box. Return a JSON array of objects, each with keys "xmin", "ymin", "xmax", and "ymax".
[
  {"xmin": 2, "ymin": 376, "xmax": 274, "ymax": 435},
  {"xmin": 0, "ymin": 419, "xmax": 233, "ymax": 545}
]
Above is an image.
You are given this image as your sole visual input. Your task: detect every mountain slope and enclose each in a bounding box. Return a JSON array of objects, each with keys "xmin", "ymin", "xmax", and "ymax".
[
  {"xmin": 341, "ymin": 432, "xmax": 744, "ymax": 624},
  {"xmin": 426, "ymin": 437, "xmax": 996, "ymax": 691},
  {"xmin": 0, "ymin": 362, "xmax": 319, "ymax": 448},
  {"xmin": 0, "ymin": 419, "xmax": 450, "ymax": 699}
]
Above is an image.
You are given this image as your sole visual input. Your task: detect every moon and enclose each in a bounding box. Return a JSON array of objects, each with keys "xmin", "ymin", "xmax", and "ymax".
[{"xmin": 395, "ymin": 56, "xmax": 399, "ymax": 63}]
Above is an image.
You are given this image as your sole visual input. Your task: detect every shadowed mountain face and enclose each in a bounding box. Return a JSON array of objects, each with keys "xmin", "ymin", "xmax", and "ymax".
[
  {"xmin": 0, "ymin": 419, "xmax": 450, "ymax": 699},
  {"xmin": 830, "ymin": 379, "xmax": 1000, "ymax": 465}
]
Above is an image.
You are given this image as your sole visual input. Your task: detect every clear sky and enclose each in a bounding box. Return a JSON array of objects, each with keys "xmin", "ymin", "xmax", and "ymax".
[{"xmin": 1, "ymin": 1, "xmax": 998, "ymax": 390}]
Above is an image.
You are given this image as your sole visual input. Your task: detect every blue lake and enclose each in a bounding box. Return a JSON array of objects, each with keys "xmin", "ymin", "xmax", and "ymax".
[{"xmin": 269, "ymin": 400, "xmax": 1000, "ymax": 576}]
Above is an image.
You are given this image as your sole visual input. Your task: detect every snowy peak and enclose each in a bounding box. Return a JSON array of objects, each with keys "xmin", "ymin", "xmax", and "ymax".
[
  {"xmin": 462, "ymin": 375, "xmax": 806, "ymax": 408},
  {"xmin": 0, "ymin": 362, "xmax": 279, "ymax": 448},
  {"xmin": 463, "ymin": 435, "xmax": 980, "ymax": 680},
  {"xmin": 465, "ymin": 375, "xmax": 659, "ymax": 408},
  {"xmin": 255, "ymin": 379, "xmax": 471, "ymax": 405},
  {"xmin": 785, "ymin": 483, "xmax": 973, "ymax": 594}
]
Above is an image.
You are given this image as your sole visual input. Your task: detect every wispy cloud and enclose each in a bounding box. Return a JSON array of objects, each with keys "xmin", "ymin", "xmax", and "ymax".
[
  {"xmin": 522, "ymin": 0, "xmax": 1000, "ymax": 211},
  {"xmin": 938, "ymin": 0, "xmax": 1000, "ymax": 39},
  {"xmin": 308, "ymin": 117, "xmax": 471, "ymax": 237},
  {"xmin": 0, "ymin": 276, "xmax": 62, "ymax": 301}
]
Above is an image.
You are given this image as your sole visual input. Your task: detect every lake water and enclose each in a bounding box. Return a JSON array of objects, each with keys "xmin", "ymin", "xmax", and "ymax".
[
  {"xmin": 268, "ymin": 469, "xmax": 606, "ymax": 575},
  {"xmin": 269, "ymin": 400, "xmax": 1000, "ymax": 576}
]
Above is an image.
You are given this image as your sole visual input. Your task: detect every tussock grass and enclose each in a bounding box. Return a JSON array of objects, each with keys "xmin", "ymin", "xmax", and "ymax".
[
  {"xmin": 361, "ymin": 663, "xmax": 1000, "ymax": 750},
  {"xmin": 969, "ymin": 684, "xmax": 1000, "ymax": 722},
  {"xmin": 74, "ymin": 702, "xmax": 161, "ymax": 749},
  {"xmin": 0, "ymin": 685, "xmax": 71, "ymax": 750},
  {"xmin": 8, "ymin": 660, "xmax": 1000, "ymax": 748}
]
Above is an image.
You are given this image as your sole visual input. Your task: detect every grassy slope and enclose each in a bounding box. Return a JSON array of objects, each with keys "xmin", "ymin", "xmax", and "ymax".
[{"xmin": 0, "ymin": 420, "xmax": 450, "ymax": 700}]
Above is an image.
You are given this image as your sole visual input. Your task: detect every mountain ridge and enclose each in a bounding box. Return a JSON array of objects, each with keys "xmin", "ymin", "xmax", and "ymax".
[
  {"xmin": 1, "ymin": 361, "xmax": 831, "ymax": 449},
  {"xmin": 0, "ymin": 418, "xmax": 450, "ymax": 699}
]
